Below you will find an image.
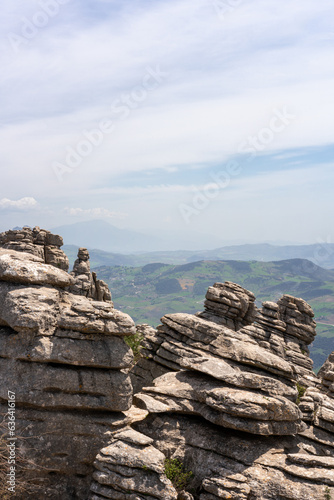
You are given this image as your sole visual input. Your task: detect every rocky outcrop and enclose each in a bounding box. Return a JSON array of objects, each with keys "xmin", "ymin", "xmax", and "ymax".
[
  {"xmin": 135, "ymin": 413, "xmax": 334, "ymax": 500},
  {"xmin": 0, "ymin": 226, "xmax": 69, "ymax": 271},
  {"xmin": 116, "ymin": 282, "xmax": 334, "ymax": 499},
  {"xmin": 70, "ymin": 247, "xmax": 112, "ymax": 302},
  {"xmin": 0, "ymin": 228, "xmax": 136, "ymax": 498},
  {"xmin": 1, "ymin": 229, "xmax": 334, "ymax": 500},
  {"xmin": 132, "ymin": 282, "xmax": 318, "ymax": 394}
]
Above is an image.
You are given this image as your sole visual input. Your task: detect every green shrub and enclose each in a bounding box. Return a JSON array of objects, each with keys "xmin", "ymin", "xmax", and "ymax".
[
  {"xmin": 325, "ymin": 486, "xmax": 331, "ymax": 500},
  {"xmin": 124, "ymin": 331, "xmax": 144, "ymax": 364},
  {"xmin": 296, "ymin": 383, "xmax": 306, "ymax": 404},
  {"xmin": 164, "ymin": 458, "xmax": 193, "ymax": 491}
]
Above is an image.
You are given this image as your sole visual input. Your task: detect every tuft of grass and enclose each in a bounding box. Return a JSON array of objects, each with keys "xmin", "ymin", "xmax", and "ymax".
[
  {"xmin": 296, "ymin": 383, "xmax": 306, "ymax": 404},
  {"xmin": 164, "ymin": 458, "xmax": 193, "ymax": 491},
  {"xmin": 325, "ymin": 486, "xmax": 331, "ymax": 500},
  {"xmin": 124, "ymin": 330, "xmax": 144, "ymax": 364}
]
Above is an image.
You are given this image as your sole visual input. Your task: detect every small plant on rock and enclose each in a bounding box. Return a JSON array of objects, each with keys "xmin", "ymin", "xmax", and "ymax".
[
  {"xmin": 325, "ymin": 486, "xmax": 332, "ymax": 500},
  {"xmin": 164, "ymin": 458, "xmax": 193, "ymax": 491},
  {"xmin": 124, "ymin": 329, "xmax": 144, "ymax": 364},
  {"xmin": 296, "ymin": 383, "xmax": 306, "ymax": 404}
]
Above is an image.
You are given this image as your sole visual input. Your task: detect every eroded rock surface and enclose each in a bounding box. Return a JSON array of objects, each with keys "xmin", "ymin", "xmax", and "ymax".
[
  {"xmin": 1, "ymin": 232, "xmax": 334, "ymax": 500},
  {"xmin": 120, "ymin": 282, "xmax": 334, "ymax": 499},
  {"xmin": 0, "ymin": 226, "xmax": 69, "ymax": 271},
  {"xmin": 0, "ymin": 229, "xmax": 136, "ymax": 499},
  {"xmin": 70, "ymin": 247, "xmax": 112, "ymax": 302}
]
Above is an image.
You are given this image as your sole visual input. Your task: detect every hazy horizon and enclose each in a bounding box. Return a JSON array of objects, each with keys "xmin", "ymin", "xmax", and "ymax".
[{"xmin": 1, "ymin": 219, "xmax": 332, "ymax": 254}]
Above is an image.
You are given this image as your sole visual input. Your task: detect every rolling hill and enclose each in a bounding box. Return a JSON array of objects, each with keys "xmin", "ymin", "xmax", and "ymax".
[
  {"xmin": 95, "ymin": 258, "xmax": 334, "ymax": 372},
  {"xmin": 64, "ymin": 241, "xmax": 334, "ymax": 269}
]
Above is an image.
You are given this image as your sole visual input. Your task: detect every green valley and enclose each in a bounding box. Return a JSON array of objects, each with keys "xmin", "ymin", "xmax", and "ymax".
[{"xmin": 95, "ymin": 258, "xmax": 334, "ymax": 372}]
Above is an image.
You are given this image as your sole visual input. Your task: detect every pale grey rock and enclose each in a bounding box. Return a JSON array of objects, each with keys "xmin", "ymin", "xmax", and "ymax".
[
  {"xmin": 58, "ymin": 293, "xmax": 135, "ymax": 336},
  {"xmin": 1, "ymin": 240, "xmax": 333, "ymax": 500},
  {"xmin": 201, "ymin": 281, "xmax": 257, "ymax": 330},
  {"xmin": 90, "ymin": 430, "xmax": 177, "ymax": 500},
  {"xmin": 112, "ymin": 427, "xmax": 154, "ymax": 446},
  {"xmin": 319, "ymin": 352, "xmax": 334, "ymax": 398},
  {"xmin": 136, "ymin": 413, "xmax": 334, "ymax": 500},
  {"xmin": 178, "ymin": 356, "xmax": 297, "ymax": 400},
  {"xmin": 44, "ymin": 245, "xmax": 69, "ymax": 271},
  {"xmin": 159, "ymin": 314, "xmax": 295, "ymax": 379},
  {"xmin": 0, "ymin": 226, "xmax": 69, "ymax": 271},
  {"xmin": 0, "ymin": 357, "xmax": 132, "ymax": 411},
  {"xmin": 0, "ymin": 403, "xmax": 134, "ymax": 499},
  {"xmin": 201, "ymin": 473, "xmax": 251, "ymax": 500},
  {"xmin": 0, "ymin": 230, "xmax": 138, "ymax": 498},
  {"xmin": 117, "ymin": 283, "xmax": 334, "ymax": 498},
  {"xmin": 0, "ymin": 283, "xmax": 59, "ymax": 334},
  {"xmin": 0, "ymin": 250, "xmax": 73, "ymax": 287},
  {"xmin": 0, "ymin": 326, "xmax": 133, "ymax": 369},
  {"xmin": 70, "ymin": 247, "xmax": 112, "ymax": 302},
  {"xmin": 0, "ymin": 283, "xmax": 135, "ymax": 336},
  {"xmin": 135, "ymin": 371, "xmax": 303, "ymax": 436}
]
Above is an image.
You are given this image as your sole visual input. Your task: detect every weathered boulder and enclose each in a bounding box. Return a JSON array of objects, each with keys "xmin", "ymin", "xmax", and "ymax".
[
  {"xmin": 200, "ymin": 281, "xmax": 257, "ymax": 330},
  {"xmin": 0, "ymin": 283, "xmax": 135, "ymax": 336},
  {"xmin": 0, "ymin": 249, "xmax": 73, "ymax": 287}
]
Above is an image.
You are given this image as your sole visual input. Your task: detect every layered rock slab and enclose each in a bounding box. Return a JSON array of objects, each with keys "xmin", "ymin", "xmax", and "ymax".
[
  {"xmin": 135, "ymin": 413, "xmax": 334, "ymax": 500},
  {"xmin": 0, "ymin": 226, "xmax": 69, "ymax": 271},
  {"xmin": 0, "ymin": 236, "xmax": 136, "ymax": 499},
  {"xmin": 133, "ymin": 307, "xmax": 304, "ymax": 436},
  {"xmin": 0, "ymin": 283, "xmax": 135, "ymax": 336},
  {"xmin": 90, "ymin": 428, "xmax": 177, "ymax": 500},
  {"xmin": 135, "ymin": 370, "xmax": 302, "ymax": 436},
  {"xmin": 126, "ymin": 282, "xmax": 334, "ymax": 499}
]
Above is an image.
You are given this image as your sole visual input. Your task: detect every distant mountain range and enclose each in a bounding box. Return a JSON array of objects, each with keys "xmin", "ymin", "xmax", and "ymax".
[{"xmin": 64, "ymin": 241, "xmax": 334, "ymax": 269}]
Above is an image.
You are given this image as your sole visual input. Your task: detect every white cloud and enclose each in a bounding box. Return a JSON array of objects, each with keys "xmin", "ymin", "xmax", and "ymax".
[
  {"xmin": 63, "ymin": 207, "xmax": 127, "ymax": 219},
  {"xmin": 0, "ymin": 197, "xmax": 38, "ymax": 211}
]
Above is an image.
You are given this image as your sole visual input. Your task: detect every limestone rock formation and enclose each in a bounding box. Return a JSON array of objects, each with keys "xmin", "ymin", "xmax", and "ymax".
[
  {"xmin": 0, "ymin": 226, "xmax": 69, "ymax": 271},
  {"xmin": 1, "ymin": 231, "xmax": 334, "ymax": 500},
  {"xmin": 70, "ymin": 247, "xmax": 112, "ymax": 302},
  {"xmin": 0, "ymin": 228, "xmax": 136, "ymax": 498},
  {"xmin": 115, "ymin": 282, "xmax": 334, "ymax": 499}
]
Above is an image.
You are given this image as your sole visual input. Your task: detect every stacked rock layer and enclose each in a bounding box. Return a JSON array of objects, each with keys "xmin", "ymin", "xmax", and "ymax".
[
  {"xmin": 108, "ymin": 281, "xmax": 334, "ymax": 500},
  {"xmin": 0, "ymin": 228, "xmax": 137, "ymax": 499}
]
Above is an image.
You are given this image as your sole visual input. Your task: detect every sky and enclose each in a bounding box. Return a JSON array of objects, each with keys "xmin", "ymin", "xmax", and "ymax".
[{"xmin": 1, "ymin": 0, "xmax": 334, "ymax": 249}]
